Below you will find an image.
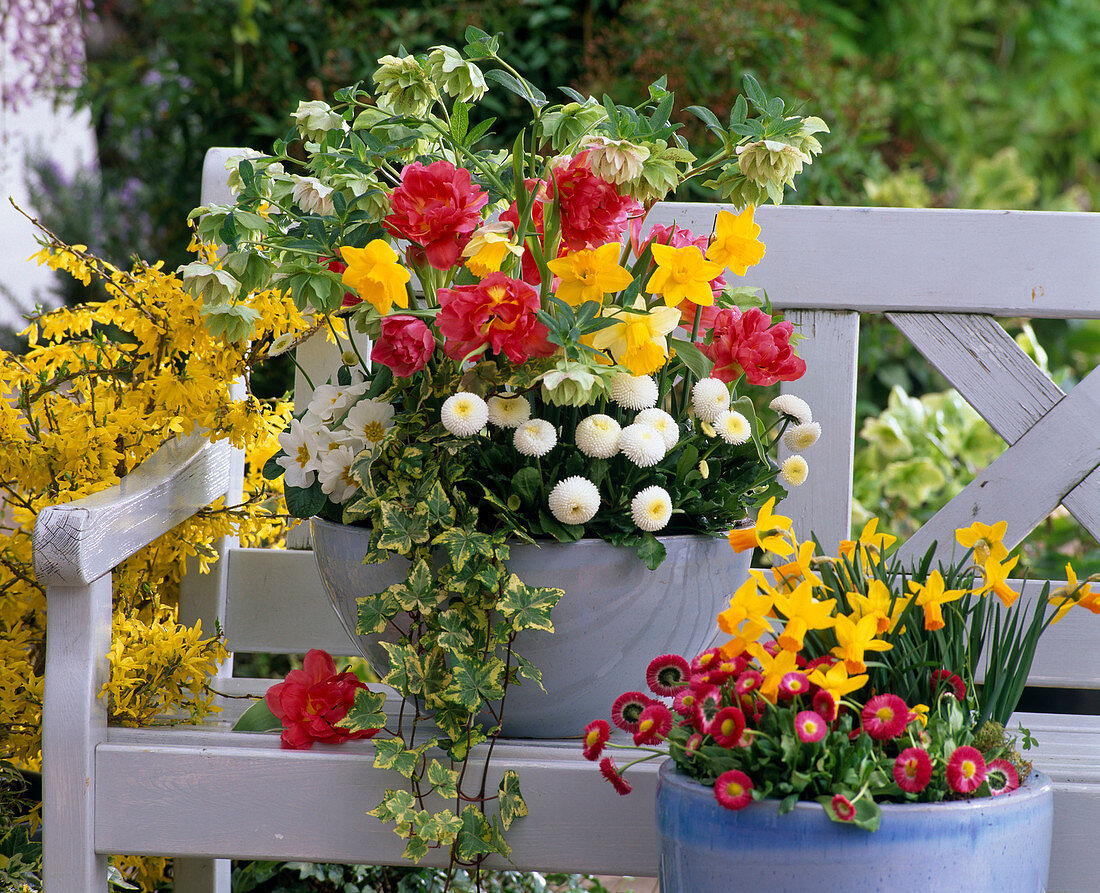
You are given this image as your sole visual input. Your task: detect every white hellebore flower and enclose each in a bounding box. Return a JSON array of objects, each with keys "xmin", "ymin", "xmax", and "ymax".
[
  {"xmin": 714, "ymin": 410, "xmax": 752, "ymax": 445},
  {"xmin": 632, "ymin": 485, "xmax": 673, "ymax": 532},
  {"xmin": 292, "ymin": 100, "xmax": 344, "ymax": 142},
  {"xmin": 579, "ymin": 135, "xmax": 651, "ymax": 185},
  {"xmin": 783, "ymin": 421, "xmax": 822, "ymax": 452},
  {"xmin": 575, "ymin": 414, "xmax": 622, "ymax": 459},
  {"xmin": 769, "ymin": 394, "xmax": 813, "ymax": 425},
  {"xmin": 487, "ymin": 395, "xmax": 531, "ymax": 429},
  {"xmin": 781, "ymin": 455, "xmax": 809, "ymax": 486},
  {"xmin": 611, "ymin": 373, "xmax": 659, "ymax": 410},
  {"xmin": 291, "ymin": 175, "xmax": 335, "ymax": 216},
  {"xmin": 441, "ymin": 392, "xmax": 489, "ymax": 437},
  {"xmin": 317, "ymin": 443, "xmax": 360, "ymax": 504},
  {"xmin": 342, "ymin": 398, "xmax": 395, "ymax": 450},
  {"xmin": 513, "ymin": 419, "xmax": 557, "ymax": 457},
  {"xmin": 548, "ymin": 476, "xmax": 601, "ymax": 525},
  {"xmin": 276, "ymin": 417, "xmax": 327, "ymax": 488},
  {"xmin": 635, "ymin": 407, "xmax": 678, "ymax": 450},
  {"xmin": 692, "ymin": 378, "xmax": 731, "ymax": 423},
  {"xmin": 619, "ymin": 422, "xmax": 667, "ymax": 467}
]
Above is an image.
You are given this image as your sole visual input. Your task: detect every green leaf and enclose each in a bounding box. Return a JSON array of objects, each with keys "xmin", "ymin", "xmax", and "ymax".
[
  {"xmin": 511, "ymin": 466, "xmax": 542, "ymax": 505},
  {"xmin": 232, "ymin": 697, "xmax": 282, "ymax": 733},
  {"xmin": 373, "ymin": 738, "xmax": 421, "ymax": 778},
  {"xmin": 283, "ymin": 479, "xmax": 327, "ymax": 518},
  {"xmin": 426, "ymin": 759, "xmax": 459, "ymax": 799},
  {"xmin": 497, "ymin": 769, "xmax": 528, "ymax": 830},
  {"xmin": 484, "ymin": 68, "xmax": 546, "ymax": 107},
  {"xmin": 669, "ymin": 337, "xmax": 714, "ymax": 379},
  {"xmin": 498, "ymin": 574, "xmax": 563, "ymax": 632},
  {"xmin": 376, "ymin": 501, "xmax": 430, "ymax": 553},
  {"xmin": 635, "ymin": 533, "xmax": 667, "ymax": 570},
  {"xmin": 337, "ymin": 688, "xmax": 386, "ymax": 734}
]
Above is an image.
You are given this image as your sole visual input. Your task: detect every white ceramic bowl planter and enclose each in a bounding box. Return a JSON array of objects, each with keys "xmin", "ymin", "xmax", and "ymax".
[{"xmin": 311, "ymin": 517, "xmax": 752, "ymax": 738}]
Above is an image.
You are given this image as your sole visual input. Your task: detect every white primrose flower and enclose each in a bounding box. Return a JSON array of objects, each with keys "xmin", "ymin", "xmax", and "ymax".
[
  {"xmin": 714, "ymin": 410, "xmax": 752, "ymax": 446},
  {"xmin": 631, "ymin": 485, "xmax": 673, "ymax": 532},
  {"xmin": 575, "ymin": 414, "xmax": 622, "ymax": 459},
  {"xmin": 611, "ymin": 373, "xmax": 659, "ymax": 411},
  {"xmin": 781, "ymin": 455, "xmax": 809, "ymax": 486},
  {"xmin": 291, "ymin": 175, "xmax": 335, "ymax": 216},
  {"xmin": 317, "ymin": 443, "xmax": 360, "ymax": 504},
  {"xmin": 692, "ymin": 378, "xmax": 731, "ymax": 423},
  {"xmin": 635, "ymin": 408, "xmax": 679, "ymax": 450},
  {"xmin": 487, "ymin": 395, "xmax": 531, "ymax": 429},
  {"xmin": 441, "ymin": 392, "xmax": 489, "ymax": 437},
  {"xmin": 783, "ymin": 421, "xmax": 822, "ymax": 452},
  {"xmin": 513, "ymin": 419, "xmax": 557, "ymax": 457},
  {"xmin": 276, "ymin": 417, "xmax": 328, "ymax": 488},
  {"xmin": 769, "ymin": 394, "xmax": 813, "ymax": 425},
  {"xmin": 303, "ymin": 384, "xmax": 344, "ymax": 424},
  {"xmin": 548, "ymin": 476, "xmax": 601, "ymax": 525},
  {"xmin": 619, "ymin": 423, "xmax": 667, "ymax": 468},
  {"xmin": 342, "ymin": 398, "xmax": 395, "ymax": 449}
]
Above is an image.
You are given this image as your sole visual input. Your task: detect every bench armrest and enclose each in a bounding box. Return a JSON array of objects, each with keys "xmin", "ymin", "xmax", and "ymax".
[{"xmin": 33, "ymin": 433, "xmax": 235, "ymax": 586}]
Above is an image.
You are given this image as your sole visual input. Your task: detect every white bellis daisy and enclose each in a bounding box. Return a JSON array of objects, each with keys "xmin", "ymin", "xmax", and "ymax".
[
  {"xmin": 619, "ymin": 423, "xmax": 667, "ymax": 467},
  {"xmin": 692, "ymin": 378, "xmax": 731, "ymax": 423},
  {"xmin": 441, "ymin": 392, "xmax": 489, "ymax": 436},
  {"xmin": 611, "ymin": 374, "xmax": 659, "ymax": 410},
  {"xmin": 714, "ymin": 410, "xmax": 752, "ymax": 445},
  {"xmin": 635, "ymin": 408, "xmax": 679, "ymax": 450},
  {"xmin": 631, "ymin": 485, "xmax": 673, "ymax": 532},
  {"xmin": 769, "ymin": 394, "xmax": 813, "ymax": 425},
  {"xmin": 548, "ymin": 476, "xmax": 601, "ymax": 525},
  {"xmin": 575, "ymin": 414, "xmax": 622, "ymax": 458},
  {"xmin": 781, "ymin": 455, "xmax": 809, "ymax": 486},
  {"xmin": 783, "ymin": 421, "xmax": 822, "ymax": 452},
  {"xmin": 514, "ymin": 419, "xmax": 557, "ymax": 457},
  {"xmin": 487, "ymin": 395, "xmax": 531, "ymax": 428}
]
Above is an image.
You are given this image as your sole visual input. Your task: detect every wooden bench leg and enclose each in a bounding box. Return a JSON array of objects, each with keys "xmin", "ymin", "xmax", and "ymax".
[
  {"xmin": 43, "ymin": 578, "xmax": 112, "ymax": 893},
  {"xmin": 174, "ymin": 857, "xmax": 232, "ymax": 893}
]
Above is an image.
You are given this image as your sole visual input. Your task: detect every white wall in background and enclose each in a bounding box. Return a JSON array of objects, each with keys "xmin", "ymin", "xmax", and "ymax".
[{"xmin": 0, "ymin": 45, "xmax": 97, "ymax": 329}]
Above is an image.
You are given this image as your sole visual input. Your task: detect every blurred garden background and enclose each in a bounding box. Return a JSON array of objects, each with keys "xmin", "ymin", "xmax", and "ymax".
[{"xmin": 2, "ymin": 0, "xmax": 1099, "ymax": 890}]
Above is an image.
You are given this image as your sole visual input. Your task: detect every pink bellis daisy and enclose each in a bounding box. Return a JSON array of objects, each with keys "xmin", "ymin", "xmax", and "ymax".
[
  {"xmin": 714, "ymin": 770, "xmax": 754, "ymax": 811},
  {"xmin": 611, "ymin": 691, "xmax": 656, "ymax": 733},
  {"xmin": 709, "ymin": 706, "xmax": 747, "ymax": 747},
  {"xmin": 986, "ymin": 758, "xmax": 1020, "ymax": 796},
  {"xmin": 946, "ymin": 746, "xmax": 987, "ymax": 794},
  {"xmin": 633, "ymin": 703, "xmax": 674, "ymax": 745},
  {"xmin": 894, "ymin": 747, "xmax": 933, "ymax": 794},
  {"xmin": 582, "ymin": 719, "xmax": 611, "ymax": 761},
  {"xmin": 646, "ymin": 653, "xmax": 692, "ymax": 696},
  {"xmin": 599, "ymin": 756, "xmax": 632, "ymax": 795},
  {"xmin": 795, "ymin": 710, "xmax": 828, "ymax": 744},
  {"xmin": 861, "ymin": 693, "xmax": 909, "ymax": 741}
]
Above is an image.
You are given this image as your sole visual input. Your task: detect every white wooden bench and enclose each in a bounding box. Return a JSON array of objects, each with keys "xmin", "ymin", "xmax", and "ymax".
[{"xmin": 35, "ymin": 147, "xmax": 1100, "ymax": 892}]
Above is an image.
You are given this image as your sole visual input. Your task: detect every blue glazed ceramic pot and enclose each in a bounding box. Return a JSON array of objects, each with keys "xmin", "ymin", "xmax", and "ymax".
[
  {"xmin": 656, "ymin": 760, "xmax": 1053, "ymax": 893},
  {"xmin": 310, "ymin": 518, "xmax": 752, "ymax": 738}
]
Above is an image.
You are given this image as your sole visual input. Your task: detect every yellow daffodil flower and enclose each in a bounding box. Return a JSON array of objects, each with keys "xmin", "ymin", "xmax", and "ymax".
[
  {"xmin": 830, "ymin": 611, "xmax": 892, "ymax": 674},
  {"xmin": 705, "ymin": 206, "xmax": 766, "ymax": 276},
  {"xmin": 340, "ymin": 239, "xmax": 411, "ymax": 314},
  {"xmin": 728, "ymin": 497, "xmax": 796, "ymax": 558},
  {"xmin": 646, "ymin": 242, "xmax": 724, "ymax": 308},
  {"xmin": 847, "ymin": 578, "xmax": 897, "ymax": 634},
  {"xmin": 747, "ymin": 642, "xmax": 800, "ymax": 703},
  {"xmin": 463, "ymin": 222, "xmax": 523, "ymax": 277},
  {"xmin": 1049, "ymin": 563, "xmax": 1098, "ymax": 622},
  {"xmin": 955, "ymin": 520, "xmax": 1009, "ymax": 565},
  {"xmin": 590, "ymin": 296, "xmax": 681, "ymax": 376},
  {"xmin": 908, "ymin": 569, "xmax": 967, "ymax": 631},
  {"xmin": 979, "ymin": 554, "xmax": 1020, "ymax": 607},
  {"xmin": 547, "ymin": 243, "xmax": 634, "ymax": 306},
  {"xmin": 717, "ymin": 575, "xmax": 775, "ymax": 656},
  {"xmin": 772, "ymin": 580, "xmax": 836, "ymax": 652},
  {"xmin": 770, "ymin": 539, "xmax": 824, "ymax": 592},
  {"xmin": 807, "ymin": 661, "xmax": 868, "ymax": 702}
]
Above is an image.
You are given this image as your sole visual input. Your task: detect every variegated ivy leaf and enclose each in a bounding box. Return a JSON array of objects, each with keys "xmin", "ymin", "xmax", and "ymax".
[
  {"xmin": 421, "ymin": 808, "xmax": 463, "ymax": 846},
  {"xmin": 455, "ymin": 805, "xmax": 495, "ymax": 862},
  {"xmin": 432, "ymin": 527, "xmax": 494, "ymax": 572},
  {"xmin": 370, "ymin": 788, "xmax": 417, "ymax": 825},
  {"xmin": 497, "ymin": 769, "xmax": 528, "ymax": 830},
  {"xmin": 336, "ymin": 688, "xmax": 386, "ymax": 734},
  {"xmin": 424, "ymin": 479, "xmax": 456, "ymax": 527},
  {"xmin": 498, "ymin": 574, "xmax": 563, "ymax": 633},
  {"xmin": 376, "ymin": 501, "xmax": 430, "ymax": 553},
  {"xmin": 446, "ymin": 657, "xmax": 505, "ymax": 710},
  {"xmin": 436, "ymin": 609, "xmax": 475, "ymax": 652},
  {"xmin": 372, "ymin": 738, "xmax": 422, "ymax": 778},
  {"xmin": 426, "ymin": 759, "xmax": 459, "ymax": 799},
  {"xmin": 402, "ymin": 829, "xmax": 430, "ymax": 861},
  {"xmin": 357, "ymin": 589, "xmax": 401, "ymax": 634}
]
